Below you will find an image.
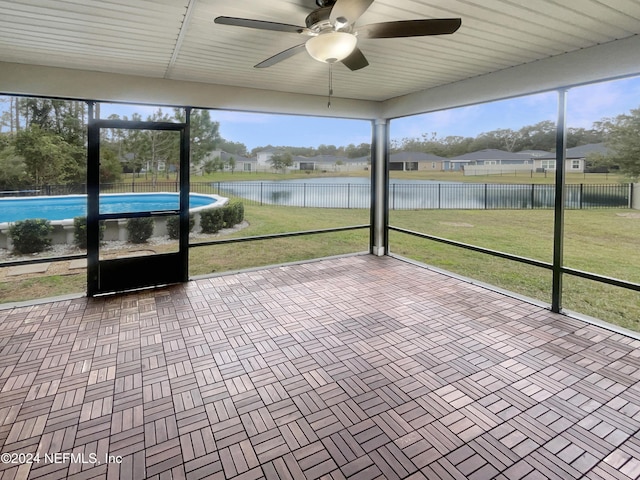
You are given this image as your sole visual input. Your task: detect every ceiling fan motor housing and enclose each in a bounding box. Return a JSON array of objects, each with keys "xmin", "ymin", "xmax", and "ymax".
[
  {"xmin": 305, "ymin": 7, "xmax": 333, "ymax": 29},
  {"xmin": 306, "ymin": 6, "xmax": 352, "ymax": 34},
  {"xmin": 315, "ymin": 0, "xmax": 337, "ymax": 7}
]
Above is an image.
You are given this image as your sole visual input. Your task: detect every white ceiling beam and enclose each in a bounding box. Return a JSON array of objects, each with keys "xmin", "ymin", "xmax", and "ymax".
[
  {"xmin": 382, "ymin": 35, "xmax": 640, "ymax": 119},
  {"xmin": 0, "ymin": 61, "xmax": 382, "ymax": 120}
]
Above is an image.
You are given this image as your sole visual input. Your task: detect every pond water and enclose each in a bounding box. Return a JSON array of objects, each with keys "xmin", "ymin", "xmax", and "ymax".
[{"xmin": 215, "ymin": 177, "xmax": 571, "ymax": 209}]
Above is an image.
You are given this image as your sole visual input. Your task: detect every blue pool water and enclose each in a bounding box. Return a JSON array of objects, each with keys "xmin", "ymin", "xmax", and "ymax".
[{"xmin": 0, "ymin": 193, "xmax": 218, "ymax": 224}]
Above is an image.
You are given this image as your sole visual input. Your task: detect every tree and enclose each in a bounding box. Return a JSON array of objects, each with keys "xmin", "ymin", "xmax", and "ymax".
[
  {"xmin": 0, "ymin": 145, "xmax": 29, "ymax": 189},
  {"xmin": 14, "ymin": 125, "xmax": 83, "ymax": 185},
  {"xmin": 204, "ymin": 156, "xmax": 224, "ymax": 174},
  {"xmin": 567, "ymin": 127, "xmax": 605, "ymax": 148},
  {"xmin": 19, "ymin": 98, "xmax": 86, "ymax": 145},
  {"xmin": 174, "ymin": 109, "xmax": 220, "ymax": 171},
  {"xmin": 227, "ymin": 156, "xmax": 236, "ymax": 174},
  {"xmin": 604, "ymin": 107, "xmax": 640, "ymax": 180},
  {"xmin": 99, "ymin": 147, "xmax": 123, "ymax": 183},
  {"xmin": 517, "ymin": 120, "xmax": 556, "ymax": 151},
  {"xmin": 345, "ymin": 143, "xmax": 370, "ymax": 158},
  {"xmin": 125, "ymin": 109, "xmax": 179, "ymax": 183},
  {"xmin": 316, "ymin": 144, "xmax": 338, "ymax": 156},
  {"xmin": 269, "ymin": 152, "xmax": 293, "ymax": 172},
  {"xmin": 585, "ymin": 152, "xmax": 613, "ymax": 173},
  {"xmin": 470, "ymin": 128, "xmax": 521, "ymax": 152},
  {"xmin": 218, "ymin": 139, "xmax": 247, "ymax": 156}
]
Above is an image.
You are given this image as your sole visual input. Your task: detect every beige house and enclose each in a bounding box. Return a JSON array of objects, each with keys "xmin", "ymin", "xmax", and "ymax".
[
  {"xmin": 389, "ymin": 152, "xmax": 449, "ymax": 171},
  {"xmin": 535, "ymin": 143, "xmax": 610, "ymax": 173}
]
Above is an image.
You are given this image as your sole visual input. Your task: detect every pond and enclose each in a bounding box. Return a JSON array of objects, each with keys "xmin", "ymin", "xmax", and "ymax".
[{"xmin": 213, "ymin": 177, "xmax": 625, "ymax": 209}]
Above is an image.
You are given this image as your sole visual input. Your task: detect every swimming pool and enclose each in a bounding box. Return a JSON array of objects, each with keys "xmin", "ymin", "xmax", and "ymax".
[
  {"xmin": 0, "ymin": 192, "xmax": 229, "ymax": 249},
  {"xmin": 0, "ymin": 192, "xmax": 222, "ymax": 224}
]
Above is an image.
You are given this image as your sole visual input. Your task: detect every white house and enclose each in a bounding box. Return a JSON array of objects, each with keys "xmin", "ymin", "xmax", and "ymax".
[
  {"xmin": 201, "ymin": 150, "xmax": 257, "ymax": 174},
  {"xmin": 535, "ymin": 143, "xmax": 609, "ymax": 173},
  {"xmin": 256, "ymin": 148, "xmax": 280, "ymax": 169},
  {"xmin": 292, "ymin": 154, "xmax": 369, "ymax": 172}
]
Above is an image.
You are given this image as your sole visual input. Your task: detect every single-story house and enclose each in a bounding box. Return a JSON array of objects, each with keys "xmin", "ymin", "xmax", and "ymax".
[
  {"xmin": 535, "ymin": 143, "xmax": 609, "ymax": 173},
  {"xmin": 201, "ymin": 150, "xmax": 257, "ymax": 173},
  {"xmin": 389, "ymin": 151, "xmax": 449, "ymax": 171},
  {"xmin": 450, "ymin": 149, "xmax": 541, "ymax": 173},
  {"xmin": 292, "ymin": 154, "xmax": 369, "ymax": 172}
]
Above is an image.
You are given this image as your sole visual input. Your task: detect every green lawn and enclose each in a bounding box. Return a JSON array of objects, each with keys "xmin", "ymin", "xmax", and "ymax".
[
  {"xmin": 389, "ymin": 208, "xmax": 639, "ymax": 329},
  {"xmin": 188, "ymin": 204, "xmax": 371, "ymax": 276},
  {"xmin": 1, "ymin": 204, "xmax": 637, "ymax": 332}
]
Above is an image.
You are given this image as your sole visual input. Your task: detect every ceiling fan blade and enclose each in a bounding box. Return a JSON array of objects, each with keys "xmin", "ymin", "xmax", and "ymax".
[
  {"xmin": 357, "ymin": 18, "xmax": 462, "ymax": 39},
  {"xmin": 254, "ymin": 44, "xmax": 307, "ymax": 68},
  {"xmin": 215, "ymin": 16, "xmax": 304, "ymax": 34},
  {"xmin": 330, "ymin": 0, "xmax": 374, "ymax": 25},
  {"xmin": 341, "ymin": 48, "xmax": 369, "ymax": 71}
]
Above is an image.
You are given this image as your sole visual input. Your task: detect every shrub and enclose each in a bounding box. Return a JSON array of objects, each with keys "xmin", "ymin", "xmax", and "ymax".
[
  {"xmin": 222, "ymin": 201, "xmax": 244, "ymax": 228},
  {"xmin": 9, "ymin": 218, "xmax": 53, "ymax": 254},
  {"xmin": 126, "ymin": 217, "xmax": 154, "ymax": 244},
  {"xmin": 166, "ymin": 214, "xmax": 195, "ymax": 240},
  {"xmin": 73, "ymin": 216, "xmax": 105, "ymax": 249},
  {"xmin": 200, "ymin": 208, "xmax": 224, "ymax": 234}
]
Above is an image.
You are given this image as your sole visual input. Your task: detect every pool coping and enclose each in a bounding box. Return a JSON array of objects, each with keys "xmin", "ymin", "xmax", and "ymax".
[{"xmin": 0, "ymin": 192, "xmax": 228, "ymax": 249}]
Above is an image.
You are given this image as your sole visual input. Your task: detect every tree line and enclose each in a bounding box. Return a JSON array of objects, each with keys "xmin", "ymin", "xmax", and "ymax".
[
  {"xmin": 390, "ymin": 120, "xmax": 607, "ymax": 157},
  {"xmin": 1, "ymin": 97, "xmax": 638, "ymax": 189},
  {"xmin": 0, "ymin": 98, "xmax": 223, "ymax": 190}
]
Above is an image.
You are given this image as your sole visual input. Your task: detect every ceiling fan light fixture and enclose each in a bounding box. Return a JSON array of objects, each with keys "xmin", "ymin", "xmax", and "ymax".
[{"xmin": 305, "ymin": 31, "xmax": 357, "ymax": 63}]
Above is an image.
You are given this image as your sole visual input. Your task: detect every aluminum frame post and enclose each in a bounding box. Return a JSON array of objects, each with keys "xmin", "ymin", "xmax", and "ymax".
[
  {"xmin": 86, "ymin": 101, "xmax": 99, "ymax": 297},
  {"xmin": 371, "ymin": 119, "xmax": 389, "ymax": 256},
  {"xmin": 552, "ymin": 89, "xmax": 568, "ymax": 313}
]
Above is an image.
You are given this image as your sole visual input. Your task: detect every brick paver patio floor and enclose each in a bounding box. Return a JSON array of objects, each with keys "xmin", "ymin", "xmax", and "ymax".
[{"xmin": 1, "ymin": 254, "xmax": 640, "ymax": 479}]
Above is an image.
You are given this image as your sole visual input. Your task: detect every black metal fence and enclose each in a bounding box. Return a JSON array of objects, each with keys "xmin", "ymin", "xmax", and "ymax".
[
  {"xmin": 204, "ymin": 182, "xmax": 632, "ymax": 209},
  {"xmin": 1, "ymin": 182, "xmax": 632, "ymax": 210},
  {"xmin": 388, "ymin": 182, "xmax": 632, "ymax": 209}
]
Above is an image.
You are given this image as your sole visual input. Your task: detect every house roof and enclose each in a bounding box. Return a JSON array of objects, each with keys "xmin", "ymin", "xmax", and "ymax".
[
  {"xmin": 517, "ymin": 150, "xmax": 552, "ymax": 157},
  {"xmin": 292, "ymin": 154, "xmax": 368, "ymax": 165},
  {"xmin": 538, "ymin": 143, "xmax": 609, "ymax": 159},
  {"xmin": 450, "ymin": 149, "xmax": 532, "ymax": 161},
  {"xmin": 214, "ymin": 151, "xmax": 253, "ymax": 163}
]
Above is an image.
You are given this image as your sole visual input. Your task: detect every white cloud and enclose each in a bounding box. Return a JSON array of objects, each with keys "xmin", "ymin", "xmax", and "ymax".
[{"xmin": 568, "ymin": 76, "xmax": 640, "ymax": 127}]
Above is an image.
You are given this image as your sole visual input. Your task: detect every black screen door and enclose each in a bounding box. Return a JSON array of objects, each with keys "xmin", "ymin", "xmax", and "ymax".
[{"xmin": 86, "ymin": 113, "xmax": 190, "ymax": 296}]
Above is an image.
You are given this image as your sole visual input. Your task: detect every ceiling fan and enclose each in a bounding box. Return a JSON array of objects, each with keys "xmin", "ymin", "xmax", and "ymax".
[{"xmin": 214, "ymin": 0, "xmax": 462, "ymax": 71}]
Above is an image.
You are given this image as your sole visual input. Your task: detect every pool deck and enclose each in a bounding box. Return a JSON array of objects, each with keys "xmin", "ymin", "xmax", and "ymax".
[{"xmin": 1, "ymin": 254, "xmax": 640, "ymax": 479}]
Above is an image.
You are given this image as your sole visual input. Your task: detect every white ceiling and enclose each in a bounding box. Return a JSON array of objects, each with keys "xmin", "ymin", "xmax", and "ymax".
[{"xmin": 1, "ymin": 0, "xmax": 640, "ymax": 118}]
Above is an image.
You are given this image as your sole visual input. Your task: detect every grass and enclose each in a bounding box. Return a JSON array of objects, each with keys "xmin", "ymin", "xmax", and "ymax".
[
  {"xmin": 1, "ymin": 203, "xmax": 637, "ymax": 332},
  {"xmin": 389, "ymin": 208, "xmax": 640, "ymax": 329},
  {"xmin": 188, "ymin": 204, "xmax": 370, "ymax": 276},
  {"xmin": 0, "ymin": 205, "xmax": 370, "ymax": 304},
  {"xmin": 0, "ymin": 273, "xmax": 86, "ymax": 304},
  {"xmin": 189, "ymin": 231, "xmax": 369, "ymax": 277},
  {"xmin": 389, "ymin": 209, "xmax": 640, "ymax": 283}
]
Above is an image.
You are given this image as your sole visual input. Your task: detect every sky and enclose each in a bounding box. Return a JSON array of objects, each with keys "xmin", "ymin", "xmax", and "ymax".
[
  {"xmin": 206, "ymin": 75, "xmax": 640, "ymax": 149},
  {"xmin": 4, "ymin": 75, "xmax": 640, "ymax": 151}
]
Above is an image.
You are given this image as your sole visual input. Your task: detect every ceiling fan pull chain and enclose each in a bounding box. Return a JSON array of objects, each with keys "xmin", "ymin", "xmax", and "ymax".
[{"xmin": 328, "ymin": 63, "xmax": 333, "ymax": 108}]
